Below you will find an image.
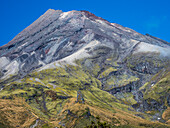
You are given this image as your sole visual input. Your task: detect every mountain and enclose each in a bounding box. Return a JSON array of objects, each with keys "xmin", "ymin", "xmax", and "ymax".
[{"xmin": 0, "ymin": 9, "xmax": 170, "ymax": 128}]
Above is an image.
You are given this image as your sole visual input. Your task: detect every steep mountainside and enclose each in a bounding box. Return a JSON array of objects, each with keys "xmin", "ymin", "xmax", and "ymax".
[{"xmin": 0, "ymin": 9, "xmax": 170, "ymax": 128}]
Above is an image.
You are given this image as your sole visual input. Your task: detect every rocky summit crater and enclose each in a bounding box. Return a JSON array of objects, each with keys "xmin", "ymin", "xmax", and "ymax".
[{"xmin": 0, "ymin": 9, "xmax": 170, "ymax": 128}]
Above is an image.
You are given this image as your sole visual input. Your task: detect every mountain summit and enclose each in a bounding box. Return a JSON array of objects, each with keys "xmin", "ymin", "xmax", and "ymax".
[{"xmin": 0, "ymin": 10, "xmax": 170, "ymax": 128}]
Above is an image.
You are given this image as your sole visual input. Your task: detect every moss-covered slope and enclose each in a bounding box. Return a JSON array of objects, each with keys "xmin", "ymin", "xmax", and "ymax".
[{"xmin": 0, "ymin": 62, "xmax": 169, "ymax": 128}]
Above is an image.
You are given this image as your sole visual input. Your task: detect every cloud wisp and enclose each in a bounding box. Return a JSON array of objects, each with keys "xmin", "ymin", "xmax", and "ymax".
[{"xmin": 144, "ymin": 16, "xmax": 167, "ymax": 31}]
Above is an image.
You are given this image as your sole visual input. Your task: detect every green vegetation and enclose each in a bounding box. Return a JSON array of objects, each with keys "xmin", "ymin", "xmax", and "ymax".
[
  {"xmin": 142, "ymin": 70, "xmax": 170, "ymax": 104},
  {"xmin": 104, "ymin": 75, "xmax": 139, "ymax": 90},
  {"xmin": 117, "ymin": 92, "xmax": 137, "ymax": 105},
  {"xmin": 99, "ymin": 67, "xmax": 117, "ymax": 79},
  {"xmin": 0, "ymin": 57, "xmax": 169, "ymax": 128}
]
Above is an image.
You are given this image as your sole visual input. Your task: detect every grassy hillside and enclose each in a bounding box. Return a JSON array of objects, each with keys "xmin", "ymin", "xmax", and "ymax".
[{"xmin": 0, "ymin": 63, "xmax": 169, "ymax": 127}]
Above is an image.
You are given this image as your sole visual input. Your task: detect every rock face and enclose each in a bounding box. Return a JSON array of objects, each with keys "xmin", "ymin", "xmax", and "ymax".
[
  {"xmin": 0, "ymin": 9, "xmax": 169, "ymax": 80},
  {"xmin": 0, "ymin": 9, "xmax": 170, "ymax": 127},
  {"xmin": 76, "ymin": 90, "xmax": 84, "ymax": 103}
]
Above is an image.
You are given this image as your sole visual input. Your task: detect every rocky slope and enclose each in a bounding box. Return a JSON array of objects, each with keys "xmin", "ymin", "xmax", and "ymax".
[{"xmin": 0, "ymin": 9, "xmax": 170, "ymax": 128}]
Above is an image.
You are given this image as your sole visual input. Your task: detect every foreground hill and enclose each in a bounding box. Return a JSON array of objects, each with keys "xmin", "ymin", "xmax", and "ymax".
[{"xmin": 0, "ymin": 9, "xmax": 169, "ymax": 128}]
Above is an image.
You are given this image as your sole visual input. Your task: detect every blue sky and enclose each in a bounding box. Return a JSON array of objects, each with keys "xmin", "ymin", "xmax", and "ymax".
[{"xmin": 0, "ymin": 0, "xmax": 170, "ymax": 46}]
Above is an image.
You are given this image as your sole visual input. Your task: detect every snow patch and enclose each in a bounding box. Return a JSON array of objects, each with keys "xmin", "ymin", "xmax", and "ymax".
[
  {"xmin": 95, "ymin": 19, "xmax": 108, "ymax": 26},
  {"xmin": 38, "ymin": 60, "xmax": 45, "ymax": 66},
  {"xmin": 59, "ymin": 40, "xmax": 101, "ymax": 64},
  {"xmin": 45, "ymin": 38, "xmax": 67, "ymax": 63},
  {"xmin": 60, "ymin": 11, "xmax": 72, "ymax": 19},
  {"xmin": 35, "ymin": 78, "xmax": 45, "ymax": 85},
  {"xmin": 69, "ymin": 18, "xmax": 79, "ymax": 25},
  {"xmin": 17, "ymin": 42, "xmax": 29, "ymax": 49},
  {"xmin": 1, "ymin": 60, "xmax": 19, "ymax": 80},
  {"xmin": 30, "ymin": 119, "xmax": 39, "ymax": 128},
  {"xmin": 80, "ymin": 33, "xmax": 94, "ymax": 43},
  {"xmin": 48, "ymin": 37, "xmax": 58, "ymax": 41},
  {"xmin": 111, "ymin": 23, "xmax": 133, "ymax": 33},
  {"xmin": 29, "ymin": 78, "xmax": 46, "ymax": 86},
  {"xmin": 0, "ymin": 57, "xmax": 10, "ymax": 69},
  {"xmin": 48, "ymin": 83, "xmax": 58, "ymax": 89},
  {"xmin": 31, "ymin": 51, "xmax": 36, "ymax": 55},
  {"xmin": 151, "ymin": 84, "xmax": 154, "ymax": 87},
  {"xmin": 40, "ymin": 54, "xmax": 43, "ymax": 58},
  {"xmin": 133, "ymin": 42, "xmax": 170, "ymax": 56},
  {"xmin": 38, "ymin": 40, "xmax": 101, "ymax": 71},
  {"xmin": 99, "ymin": 28, "xmax": 105, "ymax": 32}
]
